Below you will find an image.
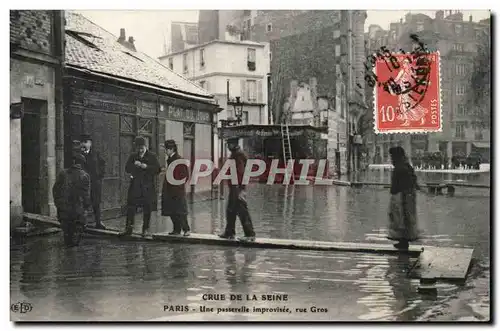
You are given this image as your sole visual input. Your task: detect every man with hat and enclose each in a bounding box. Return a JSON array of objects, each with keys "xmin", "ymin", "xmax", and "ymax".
[
  {"xmin": 52, "ymin": 152, "xmax": 91, "ymax": 247},
  {"xmin": 162, "ymin": 139, "xmax": 190, "ymax": 236},
  {"xmin": 219, "ymin": 138, "xmax": 256, "ymax": 241},
  {"xmin": 120, "ymin": 136, "xmax": 161, "ymax": 237},
  {"xmin": 80, "ymin": 134, "xmax": 107, "ymax": 230}
]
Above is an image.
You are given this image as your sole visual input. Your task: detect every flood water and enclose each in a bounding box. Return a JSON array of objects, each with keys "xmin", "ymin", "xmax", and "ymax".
[{"xmin": 10, "ymin": 170, "xmax": 490, "ymax": 321}]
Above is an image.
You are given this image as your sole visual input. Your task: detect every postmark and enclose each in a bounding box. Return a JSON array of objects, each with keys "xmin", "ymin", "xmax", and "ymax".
[{"xmin": 372, "ymin": 50, "xmax": 442, "ymax": 134}]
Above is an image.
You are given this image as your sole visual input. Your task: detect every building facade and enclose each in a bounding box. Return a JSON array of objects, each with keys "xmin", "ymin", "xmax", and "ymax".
[
  {"xmin": 159, "ymin": 39, "xmax": 270, "ymax": 166},
  {"xmin": 241, "ymin": 10, "xmax": 366, "ymax": 176},
  {"xmin": 10, "ymin": 10, "xmax": 65, "ymax": 229},
  {"xmin": 64, "ymin": 12, "xmax": 219, "ymax": 219},
  {"xmin": 365, "ymin": 11, "xmax": 491, "ymax": 163},
  {"xmin": 169, "ymin": 21, "xmax": 199, "ymax": 53}
]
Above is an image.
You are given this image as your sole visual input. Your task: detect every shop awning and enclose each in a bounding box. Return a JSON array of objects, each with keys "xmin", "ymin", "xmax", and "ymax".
[{"xmin": 473, "ymin": 142, "xmax": 490, "ymax": 149}]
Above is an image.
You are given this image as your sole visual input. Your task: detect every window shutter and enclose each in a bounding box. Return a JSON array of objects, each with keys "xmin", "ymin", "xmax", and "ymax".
[
  {"xmin": 257, "ymin": 80, "xmax": 263, "ymax": 103},
  {"xmin": 241, "ymin": 80, "xmax": 246, "ymax": 102}
]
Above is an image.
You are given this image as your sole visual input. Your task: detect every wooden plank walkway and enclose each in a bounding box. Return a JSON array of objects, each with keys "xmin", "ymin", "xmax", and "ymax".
[
  {"xmin": 23, "ymin": 213, "xmax": 474, "ymax": 281},
  {"xmin": 413, "ymin": 247, "xmax": 475, "ymax": 281}
]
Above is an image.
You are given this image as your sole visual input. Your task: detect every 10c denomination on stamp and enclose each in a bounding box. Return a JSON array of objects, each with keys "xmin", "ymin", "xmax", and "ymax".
[{"xmin": 374, "ymin": 51, "xmax": 442, "ymax": 134}]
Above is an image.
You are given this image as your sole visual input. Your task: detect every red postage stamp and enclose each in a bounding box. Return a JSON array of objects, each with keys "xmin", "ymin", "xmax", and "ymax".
[{"xmin": 373, "ymin": 51, "xmax": 442, "ymax": 134}]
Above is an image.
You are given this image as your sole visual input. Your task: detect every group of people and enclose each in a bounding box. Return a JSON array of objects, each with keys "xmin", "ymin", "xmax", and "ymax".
[
  {"xmin": 52, "ymin": 135, "xmax": 256, "ymax": 247},
  {"xmin": 411, "ymin": 151, "xmax": 482, "ymax": 170}
]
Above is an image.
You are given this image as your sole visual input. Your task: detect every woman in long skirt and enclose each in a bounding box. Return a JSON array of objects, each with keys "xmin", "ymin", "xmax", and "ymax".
[{"xmin": 388, "ymin": 146, "xmax": 420, "ymax": 249}]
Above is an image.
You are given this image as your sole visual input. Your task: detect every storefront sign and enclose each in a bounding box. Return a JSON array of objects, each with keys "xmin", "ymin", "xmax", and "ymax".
[
  {"xmin": 165, "ymin": 105, "xmax": 211, "ymax": 124},
  {"xmin": 221, "ymin": 127, "xmax": 324, "ymax": 139},
  {"xmin": 138, "ymin": 100, "xmax": 157, "ymax": 115}
]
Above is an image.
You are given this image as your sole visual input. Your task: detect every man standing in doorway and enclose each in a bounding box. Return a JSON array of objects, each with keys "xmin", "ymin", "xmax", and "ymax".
[
  {"xmin": 80, "ymin": 134, "xmax": 107, "ymax": 230},
  {"xmin": 219, "ymin": 138, "xmax": 256, "ymax": 242},
  {"xmin": 120, "ymin": 136, "xmax": 161, "ymax": 237}
]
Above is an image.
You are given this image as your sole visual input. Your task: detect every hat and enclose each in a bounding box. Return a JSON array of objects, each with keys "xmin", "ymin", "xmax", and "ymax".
[
  {"xmin": 72, "ymin": 152, "xmax": 86, "ymax": 165},
  {"xmin": 134, "ymin": 136, "xmax": 146, "ymax": 146},
  {"xmin": 80, "ymin": 134, "xmax": 92, "ymax": 142},
  {"xmin": 164, "ymin": 139, "xmax": 177, "ymax": 149}
]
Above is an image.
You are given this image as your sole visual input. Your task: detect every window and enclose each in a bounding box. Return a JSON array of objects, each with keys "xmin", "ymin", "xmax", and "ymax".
[
  {"xmin": 391, "ymin": 31, "xmax": 396, "ymax": 40},
  {"xmin": 242, "ymin": 111, "xmax": 249, "ymax": 125},
  {"xmin": 335, "ymin": 44, "xmax": 341, "ymax": 57},
  {"xmin": 183, "ymin": 53, "xmax": 188, "ymax": 73},
  {"xmin": 199, "ymin": 80, "xmax": 206, "ymax": 89},
  {"xmin": 335, "ymin": 64, "xmax": 340, "ymax": 76},
  {"xmin": 457, "ymin": 104, "xmax": 466, "ymax": 116},
  {"xmin": 455, "ymin": 24, "xmax": 462, "ymax": 35},
  {"xmin": 453, "ymin": 43, "xmax": 464, "ymax": 52},
  {"xmin": 168, "ymin": 57, "xmax": 173, "ymax": 70},
  {"xmin": 247, "ymin": 48, "xmax": 256, "ymax": 71},
  {"xmin": 416, "ymin": 23, "xmax": 424, "ymax": 32},
  {"xmin": 269, "ymin": 51, "xmax": 272, "ymax": 62},
  {"xmin": 475, "ymin": 131, "xmax": 483, "ymax": 140},
  {"xmin": 247, "ymin": 80, "xmax": 257, "ymax": 102},
  {"xmin": 456, "ymin": 84, "xmax": 465, "ymax": 95},
  {"xmin": 455, "ymin": 64, "xmax": 466, "ymax": 75},
  {"xmin": 199, "ymin": 49, "xmax": 205, "ymax": 68},
  {"xmin": 455, "ymin": 122, "xmax": 466, "ymax": 139},
  {"xmin": 266, "ymin": 23, "xmax": 272, "ymax": 32},
  {"xmin": 333, "ymin": 30, "xmax": 340, "ymax": 38}
]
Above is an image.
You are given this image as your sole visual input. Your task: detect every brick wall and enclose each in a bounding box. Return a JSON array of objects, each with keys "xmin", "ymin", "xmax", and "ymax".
[
  {"xmin": 10, "ymin": 10, "xmax": 55, "ymax": 55},
  {"xmin": 270, "ymin": 25, "xmax": 341, "ymax": 123}
]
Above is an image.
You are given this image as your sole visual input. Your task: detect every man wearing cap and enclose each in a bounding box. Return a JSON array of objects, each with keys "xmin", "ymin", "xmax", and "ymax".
[
  {"xmin": 80, "ymin": 134, "xmax": 107, "ymax": 230},
  {"xmin": 219, "ymin": 138, "xmax": 256, "ymax": 241},
  {"xmin": 162, "ymin": 139, "xmax": 190, "ymax": 236},
  {"xmin": 53, "ymin": 153, "xmax": 91, "ymax": 247},
  {"xmin": 121, "ymin": 136, "xmax": 161, "ymax": 237}
]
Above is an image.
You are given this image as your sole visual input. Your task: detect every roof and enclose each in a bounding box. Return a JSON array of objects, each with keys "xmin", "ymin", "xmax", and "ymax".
[
  {"xmin": 64, "ymin": 11, "xmax": 214, "ymax": 102},
  {"xmin": 160, "ymin": 39, "xmax": 265, "ymax": 59}
]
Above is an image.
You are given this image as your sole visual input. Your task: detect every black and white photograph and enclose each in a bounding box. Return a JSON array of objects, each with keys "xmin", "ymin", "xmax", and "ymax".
[{"xmin": 8, "ymin": 4, "xmax": 492, "ymax": 323}]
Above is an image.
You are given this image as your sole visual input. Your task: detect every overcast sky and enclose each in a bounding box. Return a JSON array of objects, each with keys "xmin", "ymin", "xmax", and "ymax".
[{"xmin": 77, "ymin": 10, "xmax": 490, "ymax": 59}]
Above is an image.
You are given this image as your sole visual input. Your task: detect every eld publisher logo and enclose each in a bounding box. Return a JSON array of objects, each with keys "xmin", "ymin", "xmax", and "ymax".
[{"xmin": 11, "ymin": 302, "xmax": 33, "ymax": 314}]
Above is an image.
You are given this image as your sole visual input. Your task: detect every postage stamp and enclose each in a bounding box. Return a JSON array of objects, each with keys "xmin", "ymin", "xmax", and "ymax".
[{"xmin": 373, "ymin": 51, "xmax": 442, "ymax": 134}]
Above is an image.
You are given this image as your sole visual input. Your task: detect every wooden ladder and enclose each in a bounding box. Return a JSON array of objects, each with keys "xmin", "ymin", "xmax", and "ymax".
[{"xmin": 281, "ymin": 123, "xmax": 292, "ymax": 166}]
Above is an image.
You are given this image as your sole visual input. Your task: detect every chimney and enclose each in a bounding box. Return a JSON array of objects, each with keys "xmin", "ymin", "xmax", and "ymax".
[
  {"xmin": 436, "ymin": 10, "xmax": 444, "ymax": 20},
  {"xmin": 128, "ymin": 36, "xmax": 135, "ymax": 45},
  {"xmin": 469, "ymin": 15, "xmax": 473, "ymax": 22},
  {"xmin": 119, "ymin": 28, "xmax": 126, "ymax": 42},
  {"xmin": 400, "ymin": 18, "xmax": 403, "ymax": 24}
]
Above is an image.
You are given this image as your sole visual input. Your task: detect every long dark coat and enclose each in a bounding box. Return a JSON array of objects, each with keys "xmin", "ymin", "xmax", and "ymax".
[
  {"xmin": 162, "ymin": 153, "xmax": 189, "ymax": 216},
  {"xmin": 82, "ymin": 148, "xmax": 105, "ymax": 206},
  {"xmin": 125, "ymin": 150, "xmax": 161, "ymax": 206},
  {"xmin": 388, "ymin": 161, "xmax": 420, "ymax": 242},
  {"xmin": 52, "ymin": 165, "xmax": 91, "ymax": 220}
]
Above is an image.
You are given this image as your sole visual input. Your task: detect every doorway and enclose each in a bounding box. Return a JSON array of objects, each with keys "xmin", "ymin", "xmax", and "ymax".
[{"xmin": 21, "ymin": 98, "xmax": 45, "ymax": 214}]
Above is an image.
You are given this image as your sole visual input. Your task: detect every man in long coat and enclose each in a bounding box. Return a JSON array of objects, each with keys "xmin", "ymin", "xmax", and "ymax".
[
  {"xmin": 53, "ymin": 153, "xmax": 91, "ymax": 247},
  {"xmin": 162, "ymin": 140, "xmax": 191, "ymax": 236},
  {"xmin": 120, "ymin": 136, "xmax": 161, "ymax": 237},
  {"xmin": 80, "ymin": 134, "xmax": 106, "ymax": 229},
  {"xmin": 219, "ymin": 138, "xmax": 256, "ymax": 242}
]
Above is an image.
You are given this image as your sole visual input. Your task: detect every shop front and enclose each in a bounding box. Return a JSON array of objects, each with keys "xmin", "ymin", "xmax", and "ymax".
[{"xmin": 64, "ymin": 72, "xmax": 218, "ymax": 219}]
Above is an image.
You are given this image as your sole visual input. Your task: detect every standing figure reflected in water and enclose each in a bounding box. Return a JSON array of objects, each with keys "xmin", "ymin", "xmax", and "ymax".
[
  {"xmin": 120, "ymin": 136, "xmax": 161, "ymax": 237},
  {"xmin": 80, "ymin": 134, "xmax": 107, "ymax": 230},
  {"xmin": 388, "ymin": 146, "xmax": 420, "ymax": 250},
  {"xmin": 162, "ymin": 139, "xmax": 190, "ymax": 236},
  {"xmin": 52, "ymin": 153, "xmax": 91, "ymax": 247},
  {"xmin": 219, "ymin": 138, "xmax": 256, "ymax": 242}
]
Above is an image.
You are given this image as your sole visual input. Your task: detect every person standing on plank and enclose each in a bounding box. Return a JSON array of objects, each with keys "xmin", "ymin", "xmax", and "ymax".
[
  {"xmin": 219, "ymin": 138, "xmax": 256, "ymax": 242},
  {"xmin": 120, "ymin": 136, "xmax": 161, "ymax": 237},
  {"xmin": 80, "ymin": 134, "xmax": 107, "ymax": 230},
  {"xmin": 162, "ymin": 139, "xmax": 190, "ymax": 237}
]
